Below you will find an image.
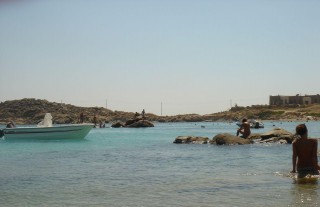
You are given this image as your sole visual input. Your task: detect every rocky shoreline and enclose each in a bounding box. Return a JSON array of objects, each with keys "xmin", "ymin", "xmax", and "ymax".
[
  {"xmin": 173, "ymin": 128, "xmax": 295, "ymax": 145},
  {"xmin": 0, "ymin": 98, "xmax": 320, "ymax": 125}
]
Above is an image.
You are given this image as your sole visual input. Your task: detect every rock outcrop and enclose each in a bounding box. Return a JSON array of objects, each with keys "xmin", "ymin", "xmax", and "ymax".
[
  {"xmin": 173, "ymin": 136, "xmax": 210, "ymax": 144},
  {"xmin": 111, "ymin": 117, "xmax": 154, "ymax": 128},
  {"xmin": 173, "ymin": 128, "xmax": 295, "ymax": 145},
  {"xmin": 126, "ymin": 119, "xmax": 154, "ymax": 128},
  {"xmin": 211, "ymin": 133, "xmax": 253, "ymax": 145},
  {"xmin": 257, "ymin": 128, "xmax": 294, "ymax": 144},
  {"xmin": 111, "ymin": 122, "xmax": 125, "ymax": 128},
  {"xmin": 173, "ymin": 134, "xmax": 252, "ymax": 145}
]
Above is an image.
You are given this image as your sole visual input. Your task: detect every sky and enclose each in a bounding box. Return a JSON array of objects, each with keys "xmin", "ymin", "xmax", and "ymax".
[{"xmin": 0, "ymin": 0, "xmax": 319, "ymax": 115}]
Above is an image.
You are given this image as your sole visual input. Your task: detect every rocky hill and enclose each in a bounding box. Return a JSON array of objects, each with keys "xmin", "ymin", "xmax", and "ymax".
[{"xmin": 0, "ymin": 98, "xmax": 320, "ymax": 124}]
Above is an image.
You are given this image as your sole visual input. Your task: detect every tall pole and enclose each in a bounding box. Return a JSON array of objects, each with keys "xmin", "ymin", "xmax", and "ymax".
[
  {"xmin": 161, "ymin": 102, "xmax": 162, "ymax": 116},
  {"xmin": 106, "ymin": 99, "xmax": 107, "ymax": 109}
]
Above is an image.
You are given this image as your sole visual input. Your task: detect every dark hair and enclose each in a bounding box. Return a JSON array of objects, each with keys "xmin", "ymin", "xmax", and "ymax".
[
  {"xmin": 242, "ymin": 118, "xmax": 247, "ymax": 122},
  {"xmin": 296, "ymin": 124, "xmax": 308, "ymax": 136}
]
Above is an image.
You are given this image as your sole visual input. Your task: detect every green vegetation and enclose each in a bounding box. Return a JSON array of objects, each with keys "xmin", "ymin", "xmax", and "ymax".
[
  {"xmin": 306, "ymin": 113, "xmax": 320, "ymax": 117},
  {"xmin": 256, "ymin": 110, "xmax": 285, "ymax": 119}
]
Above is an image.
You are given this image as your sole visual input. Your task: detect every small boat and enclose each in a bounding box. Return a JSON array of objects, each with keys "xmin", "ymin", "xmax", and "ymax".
[
  {"xmin": 236, "ymin": 120, "xmax": 264, "ymax": 129},
  {"xmin": 0, "ymin": 124, "xmax": 94, "ymax": 140},
  {"xmin": 250, "ymin": 120, "xmax": 264, "ymax": 129},
  {"xmin": 0, "ymin": 113, "xmax": 94, "ymax": 140}
]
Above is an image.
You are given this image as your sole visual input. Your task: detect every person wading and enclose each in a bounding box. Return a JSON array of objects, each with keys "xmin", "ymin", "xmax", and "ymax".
[{"xmin": 291, "ymin": 124, "xmax": 320, "ymax": 178}]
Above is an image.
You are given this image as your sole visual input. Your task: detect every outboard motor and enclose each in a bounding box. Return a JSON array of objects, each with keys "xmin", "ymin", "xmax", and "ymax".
[
  {"xmin": 254, "ymin": 122, "xmax": 260, "ymax": 129},
  {"xmin": 0, "ymin": 129, "xmax": 4, "ymax": 138}
]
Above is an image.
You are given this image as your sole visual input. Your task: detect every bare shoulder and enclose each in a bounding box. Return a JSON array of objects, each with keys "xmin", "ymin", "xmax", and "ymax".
[
  {"xmin": 310, "ymin": 138, "xmax": 318, "ymax": 144},
  {"xmin": 292, "ymin": 139, "xmax": 297, "ymax": 144},
  {"xmin": 301, "ymin": 138, "xmax": 318, "ymax": 147}
]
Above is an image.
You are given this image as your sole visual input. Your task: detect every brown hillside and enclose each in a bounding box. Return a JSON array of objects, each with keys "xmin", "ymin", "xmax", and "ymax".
[{"xmin": 0, "ymin": 99, "xmax": 320, "ymax": 124}]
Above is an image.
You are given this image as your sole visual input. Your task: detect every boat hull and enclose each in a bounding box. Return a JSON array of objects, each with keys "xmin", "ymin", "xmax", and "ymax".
[{"xmin": 2, "ymin": 124, "xmax": 94, "ymax": 140}]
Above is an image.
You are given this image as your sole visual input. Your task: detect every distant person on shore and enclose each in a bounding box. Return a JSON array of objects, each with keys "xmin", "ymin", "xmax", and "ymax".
[
  {"xmin": 79, "ymin": 113, "xmax": 84, "ymax": 123},
  {"xmin": 291, "ymin": 124, "xmax": 320, "ymax": 178},
  {"xmin": 93, "ymin": 115, "xmax": 97, "ymax": 127},
  {"xmin": 142, "ymin": 109, "xmax": 145, "ymax": 119},
  {"xmin": 236, "ymin": 118, "xmax": 251, "ymax": 138}
]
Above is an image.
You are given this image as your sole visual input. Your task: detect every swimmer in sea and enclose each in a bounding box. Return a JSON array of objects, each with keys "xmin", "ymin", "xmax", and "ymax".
[{"xmin": 291, "ymin": 124, "xmax": 320, "ymax": 178}]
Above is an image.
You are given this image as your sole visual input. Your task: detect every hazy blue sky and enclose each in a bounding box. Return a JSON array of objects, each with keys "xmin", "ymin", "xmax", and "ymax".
[{"xmin": 0, "ymin": 0, "xmax": 319, "ymax": 115}]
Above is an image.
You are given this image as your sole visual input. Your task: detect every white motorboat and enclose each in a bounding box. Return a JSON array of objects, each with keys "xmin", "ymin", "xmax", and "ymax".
[
  {"xmin": 0, "ymin": 124, "xmax": 94, "ymax": 140},
  {"xmin": 0, "ymin": 113, "xmax": 94, "ymax": 140}
]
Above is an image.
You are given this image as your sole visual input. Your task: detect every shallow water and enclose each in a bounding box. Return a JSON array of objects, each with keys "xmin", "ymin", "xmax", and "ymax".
[{"xmin": 1, "ymin": 121, "xmax": 320, "ymax": 207}]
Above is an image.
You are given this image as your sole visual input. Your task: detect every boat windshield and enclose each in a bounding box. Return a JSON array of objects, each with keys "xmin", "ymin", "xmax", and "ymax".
[{"xmin": 37, "ymin": 113, "xmax": 53, "ymax": 127}]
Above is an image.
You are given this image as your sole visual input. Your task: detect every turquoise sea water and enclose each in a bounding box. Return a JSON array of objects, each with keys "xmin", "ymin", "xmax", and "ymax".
[{"xmin": 1, "ymin": 121, "xmax": 320, "ymax": 207}]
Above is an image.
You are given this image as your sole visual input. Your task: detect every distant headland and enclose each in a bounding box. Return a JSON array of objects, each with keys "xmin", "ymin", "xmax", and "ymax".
[{"xmin": 0, "ymin": 98, "xmax": 319, "ymax": 124}]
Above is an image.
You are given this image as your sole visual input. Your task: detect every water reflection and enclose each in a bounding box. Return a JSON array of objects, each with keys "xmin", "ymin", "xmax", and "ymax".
[{"xmin": 289, "ymin": 180, "xmax": 320, "ymax": 207}]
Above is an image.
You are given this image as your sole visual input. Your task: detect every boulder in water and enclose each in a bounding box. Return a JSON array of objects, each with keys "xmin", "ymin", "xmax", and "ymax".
[
  {"xmin": 258, "ymin": 128, "xmax": 294, "ymax": 144},
  {"xmin": 111, "ymin": 122, "xmax": 125, "ymax": 128},
  {"xmin": 126, "ymin": 120, "xmax": 154, "ymax": 128},
  {"xmin": 173, "ymin": 136, "xmax": 210, "ymax": 144},
  {"xmin": 211, "ymin": 133, "xmax": 253, "ymax": 145}
]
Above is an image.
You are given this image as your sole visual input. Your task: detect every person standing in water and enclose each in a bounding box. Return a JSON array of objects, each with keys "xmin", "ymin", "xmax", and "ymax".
[
  {"xmin": 79, "ymin": 112, "xmax": 84, "ymax": 123},
  {"xmin": 93, "ymin": 115, "xmax": 97, "ymax": 127},
  {"xmin": 236, "ymin": 118, "xmax": 251, "ymax": 138},
  {"xmin": 291, "ymin": 124, "xmax": 320, "ymax": 178},
  {"xmin": 141, "ymin": 109, "xmax": 145, "ymax": 119}
]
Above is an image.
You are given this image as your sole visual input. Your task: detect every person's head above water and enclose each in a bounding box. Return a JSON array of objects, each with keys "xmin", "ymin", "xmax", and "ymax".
[{"xmin": 296, "ymin": 124, "xmax": 308, "ymax": 136}]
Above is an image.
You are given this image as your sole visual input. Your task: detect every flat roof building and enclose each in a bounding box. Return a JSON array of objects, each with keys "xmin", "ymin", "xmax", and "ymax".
[{"xmin": 269, "ymin": 94, "xmax": 320, "ymax": 106}]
